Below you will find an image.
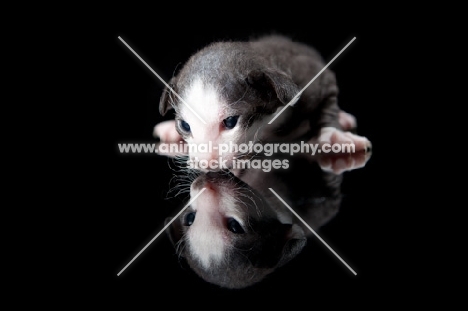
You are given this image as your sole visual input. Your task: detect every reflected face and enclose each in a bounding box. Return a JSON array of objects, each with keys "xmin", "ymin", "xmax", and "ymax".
[
  {"xmin": 184, "ymin": 172, "xmax": 251, "ymax": 269},
  {"xmin": 167, "ymin": 171, "xmax": 307, "ymax": 289}
]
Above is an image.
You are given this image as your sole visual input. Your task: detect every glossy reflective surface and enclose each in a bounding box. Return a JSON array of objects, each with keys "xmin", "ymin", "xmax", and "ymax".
[{"xmin": 161, "ymin": 149, "xmax": 371, "ymax": 288}]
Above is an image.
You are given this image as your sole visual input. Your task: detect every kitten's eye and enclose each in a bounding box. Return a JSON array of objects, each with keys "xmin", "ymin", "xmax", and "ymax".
[
  {"xmin": 184, "ymin": 212, "xmax": 196, "ymax": 226},
  {"xmin": 227, "ymin": 218, "xmax": 245, "ymax": 234},
  {"xmin": 179, "ymin": 120, "xmax": 191, "ymax": 133},
  {"xmin": 223, "ymin": 116, "xmax": 239, "ymax": 129}
]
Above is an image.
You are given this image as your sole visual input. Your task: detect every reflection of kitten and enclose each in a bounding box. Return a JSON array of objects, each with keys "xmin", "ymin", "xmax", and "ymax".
[
  {"xmin": 165, "ymin": 155, "xmax": 349, "ymax": 289},
  {"xmin": 154, "ymin": 34, "xmax": 371, "ymax": 169}
]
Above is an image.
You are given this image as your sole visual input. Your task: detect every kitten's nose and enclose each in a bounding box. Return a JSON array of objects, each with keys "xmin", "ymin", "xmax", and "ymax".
[{"xmin": 191, "ymin": 173, "xmax": 219, "ymax": 192}]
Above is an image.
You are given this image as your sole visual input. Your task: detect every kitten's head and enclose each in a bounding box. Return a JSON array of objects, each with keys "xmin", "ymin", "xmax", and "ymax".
[
  {"xmin": 159, "ymin": 41, "xmax": 299, "ymax": 171},
  {"xmin": 165, "ymin": 171, "xmax": 306, "ymax": 289}
]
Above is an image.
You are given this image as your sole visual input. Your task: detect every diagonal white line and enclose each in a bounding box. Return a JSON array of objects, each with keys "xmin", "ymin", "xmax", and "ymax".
[
  {"xmin": 268, "ymin": 188, "xmax": 357, "ymax": 275},
  {"xmin": 118, "ymin": 36, "xmax": 207, "ymax": 125},
  {"xmin": 117, "ymin": 188, "xmax": 206, "ymax": 276},
  {"xmin": 268, "ymin": 37, "xmax": 356, "ymax": 124}
]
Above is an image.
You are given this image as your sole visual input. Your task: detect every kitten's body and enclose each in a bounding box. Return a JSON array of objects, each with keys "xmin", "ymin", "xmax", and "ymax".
[{"xmin": 154, "ymin": 34, "xmax": 371, "ymax": 167}]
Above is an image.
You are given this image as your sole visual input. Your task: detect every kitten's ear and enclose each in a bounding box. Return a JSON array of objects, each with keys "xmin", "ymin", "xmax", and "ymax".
[
  {"xmin": 277, "ymin": 224, "xmax": 307, "ymax": 267},
  {"xmin": 159, "ymin": 78, "xmax": 177, "ymax": 116},
  {"xmin": 164, "ymin": 217, "xmax": 184, "ymax": 248},
  {"xmin": 246, "ymin": 69, "xmax": 300, "ymax": 109}
]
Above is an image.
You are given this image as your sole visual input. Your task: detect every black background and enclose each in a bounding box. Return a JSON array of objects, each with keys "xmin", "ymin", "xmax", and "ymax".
[{"xmin": 62, "ymin": 6, "xmax": 440, "ymax": 308}]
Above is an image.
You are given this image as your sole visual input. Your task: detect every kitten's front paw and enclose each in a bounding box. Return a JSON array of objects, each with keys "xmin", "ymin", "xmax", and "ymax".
[
  {"xmin": 313, "ymin": 127, "xmax": 372, "ymax": 174},
  {"xmin": 153, "ymin": 120, "xmax": 187, "ymax": 157},
  {"xmin": 338, "ymin": 111, "xmax": 357, "ymax": 131},
  {"xmin": 316, "ymin": 127, "xmax": 372, "ymax": 153},
  {"xmin": 153, "ymin": 120, "xmax": 183, "ymax": 143}
]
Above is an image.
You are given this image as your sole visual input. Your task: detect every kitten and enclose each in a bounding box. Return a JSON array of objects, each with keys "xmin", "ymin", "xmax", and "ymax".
[
  {"xmin": 153, "ymin": 34, "xmax": 371, "ymax": 170},
  {"xmin": 164, "ymin": 149, "xmax": 370, "ymax": 289},
  {"xmin": 153, "ymin": 34, "xmax": 372, "ymax": 288}
]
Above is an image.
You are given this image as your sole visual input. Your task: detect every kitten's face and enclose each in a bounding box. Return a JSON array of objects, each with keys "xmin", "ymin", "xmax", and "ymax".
[
  {"xmin": 166, "ymin": 171, "xmax": 306, "ymax": 289},
  {"xmin": 174, "ymin": 79, "xmax": 260, "ymax": 171},
  {"xmin": 159, "ymin": 42, "xmax": 300, "ymax": 171},
  {"xmin": 180, "ymin": 171, "xmax": 265, "ymax": 269},
  {"xmin": 174, "ymin": 77, "xmax": 284, "ymax": 172}
]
